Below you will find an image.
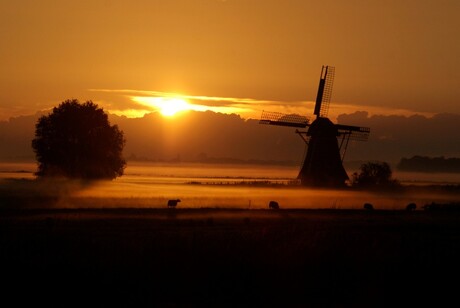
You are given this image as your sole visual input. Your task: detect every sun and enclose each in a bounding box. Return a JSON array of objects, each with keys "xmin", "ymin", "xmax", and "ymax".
[
  {"xmin": 158, "ymin": 98, "xmax": 191, "ymax": 117},
  {"xmin": 131, "ymin": 96, "xmax": 192, "ymax": 117}
]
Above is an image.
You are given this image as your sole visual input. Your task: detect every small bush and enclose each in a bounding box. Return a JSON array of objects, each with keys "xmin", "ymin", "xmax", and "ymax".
[{"xmin": 352, "ymin": 161, "xmax": 400, "ymax": 189}]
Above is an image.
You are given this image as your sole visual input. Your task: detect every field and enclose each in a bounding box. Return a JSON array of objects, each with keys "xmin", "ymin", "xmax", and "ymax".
[
  {"xmin": 1, "ymin": 163, "xmax": 460, "ymax": 306},
  {"xmin": 2, "ymin": 207, "xmax": 460, "ymax": 306}
]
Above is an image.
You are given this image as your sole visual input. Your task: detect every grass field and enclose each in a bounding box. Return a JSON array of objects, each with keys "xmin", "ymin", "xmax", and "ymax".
[{"xmin": 2, "ymin": 207, "xmax": 460, "ymax": 306}]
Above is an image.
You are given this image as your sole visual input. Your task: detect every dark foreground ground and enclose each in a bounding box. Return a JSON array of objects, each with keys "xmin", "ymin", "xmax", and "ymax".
[{"xmin": 1, "ymin": 208, "xmax": 460, "ymax": 307}]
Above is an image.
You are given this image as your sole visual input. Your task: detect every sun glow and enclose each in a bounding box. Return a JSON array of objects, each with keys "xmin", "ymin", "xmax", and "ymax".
[
  {"xmin": 132, "ymin": 96, "xmax": 193, "ymax": 117},
  {"xmin": 125, "ymin": 92, "xmax": 251, "ymax": 118},
  {"xmin": 158, "ymin": 98, "xmax": 191, "ymax": 116}
]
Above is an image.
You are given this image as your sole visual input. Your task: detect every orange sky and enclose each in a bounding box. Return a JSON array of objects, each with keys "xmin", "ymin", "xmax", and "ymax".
[{"xmin": 1, "ymin": 0, "xmax": 459, "ymax": 121}]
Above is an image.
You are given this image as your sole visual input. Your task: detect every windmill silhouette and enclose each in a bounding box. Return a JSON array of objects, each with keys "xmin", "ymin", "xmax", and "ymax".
[{"xmin": 260, "ymin": 65, "xmax": 370, "ymax": 187}]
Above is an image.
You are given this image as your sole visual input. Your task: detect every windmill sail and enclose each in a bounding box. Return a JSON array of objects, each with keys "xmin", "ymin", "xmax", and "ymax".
[
  {"xmin": 336, "ymin": 124, "xmax": 370, "ymax": 141},
  {"xmin": 313, "ymin": 66, "xmax": 335, "ymax": 118},
  {"xmin": 336, "ymin": 124, "xmax": 371, "ymax": 162}
]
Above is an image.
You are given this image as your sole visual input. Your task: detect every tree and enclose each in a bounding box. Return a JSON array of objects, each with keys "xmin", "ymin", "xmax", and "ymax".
[
  {"xmin": 32, "ymin": 99, "xmax": 126, "ymax": 179},
  {"xmin": 352, "ymin": 161, "xmax": 399, "ymax": 188}
]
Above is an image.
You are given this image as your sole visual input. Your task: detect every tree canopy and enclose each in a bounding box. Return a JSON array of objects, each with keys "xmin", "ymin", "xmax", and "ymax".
[
  {"xmin": 32, "ymin": 99, "xmax": 126, "ymax": 179},
  {"xmin": 352, "ymin": 161, "xmax": 399, "ymax": 188}
]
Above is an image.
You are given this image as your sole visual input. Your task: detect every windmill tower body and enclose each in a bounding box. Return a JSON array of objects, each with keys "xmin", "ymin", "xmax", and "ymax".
[
  {"xmin": 260, "ymin": 65, "xmax": 370, "ymax": 187},
  {"xmin": 298, "ymin": 117, "xmax": 348, "ymax": 186}
]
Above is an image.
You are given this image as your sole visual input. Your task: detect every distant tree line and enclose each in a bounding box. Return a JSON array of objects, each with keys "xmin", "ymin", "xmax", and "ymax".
[{"xmin": 397, "ymin": 156, "xmax": 460, "ymax": 173}]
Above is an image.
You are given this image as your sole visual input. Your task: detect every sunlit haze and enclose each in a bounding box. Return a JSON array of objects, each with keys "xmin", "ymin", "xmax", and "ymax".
[
  {"xmin": 1, "ymin": 0, "xmax": 459, "ymax": 121},
  {"xmin": 133, "ymin": 97, "xmax": 193, "ymax": 117}
]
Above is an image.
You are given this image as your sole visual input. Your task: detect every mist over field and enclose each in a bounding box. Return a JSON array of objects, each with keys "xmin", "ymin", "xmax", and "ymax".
[{"xmin": 1, "ymin": 161, "xmax": 459, "ymax": 210}]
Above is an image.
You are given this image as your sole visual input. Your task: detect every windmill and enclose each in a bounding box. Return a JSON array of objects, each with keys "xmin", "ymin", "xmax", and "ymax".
[{"xmin": 260, "ymin": 65, "xmax": 370, "ymax": 187}]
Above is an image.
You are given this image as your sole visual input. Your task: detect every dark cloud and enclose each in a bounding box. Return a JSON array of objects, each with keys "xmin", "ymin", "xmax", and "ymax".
[
  {"xmin": 2, "ymin": 110, "xmax": 459, "ymax": 167},
  {"xmin": 109, "ymin": 111, "xmax": 305, "ymax": 164},
  {"xmin": 338, "ymin": 112, "xmax": 460, "ymax": 163},
  {"xmin": 0, "ymin": 113, "xmax": 42, "ymax": 160}
]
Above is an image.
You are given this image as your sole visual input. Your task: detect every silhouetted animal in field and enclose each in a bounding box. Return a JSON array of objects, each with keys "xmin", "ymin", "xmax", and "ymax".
[
  {"xmin": 406, "ymin": 203, "xmax": 416, "ymax": 211},
  {"xmin": 167, "ymin": 199, "xmax": 181, "ymax": 208},
  {"xmin": 363, "ymin": 203, "xmax": 374, "ymax": 210},
  {"xmin": 269, "ymin": 201, "xmax": 279, "ymax": 209}
]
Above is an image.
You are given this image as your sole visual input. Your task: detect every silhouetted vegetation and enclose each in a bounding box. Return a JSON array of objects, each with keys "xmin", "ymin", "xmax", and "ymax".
[
  {"xmin": 32, "ymin": 99, "xmax": 126, "ymax": 179},
  {"xmin": 352, "ymin": 161, "xmax": 400, "ymax": 189},
  {"xmin": 397, "ymin": 155, "xmax": 460, "ymax": 173}
]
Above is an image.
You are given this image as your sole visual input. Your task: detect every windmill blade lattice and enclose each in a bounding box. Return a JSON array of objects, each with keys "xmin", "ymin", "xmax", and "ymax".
[
  {"xmin": 313, "ymin": 66, "xmax": 335, "ymax": 118},
  {"xmin": 336, "ymin": 124, "xmax": 370, "ymax": 141}
]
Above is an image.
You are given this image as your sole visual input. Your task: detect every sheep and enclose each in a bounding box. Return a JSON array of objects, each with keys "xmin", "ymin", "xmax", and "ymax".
[
  {"xmin": 269, "ymin": 201, "xmax": 279, "ymax": 209},
  {"xmin": 363, "ymin": 203, "xmax": 374, "ymax": 211},
  {"xmin": 167, "ymin": 199, "xmax": 181, "ymax": 208},
  {"xmin": 406, "ymin": 203, "xmax": 417, "ymax": 211}
]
